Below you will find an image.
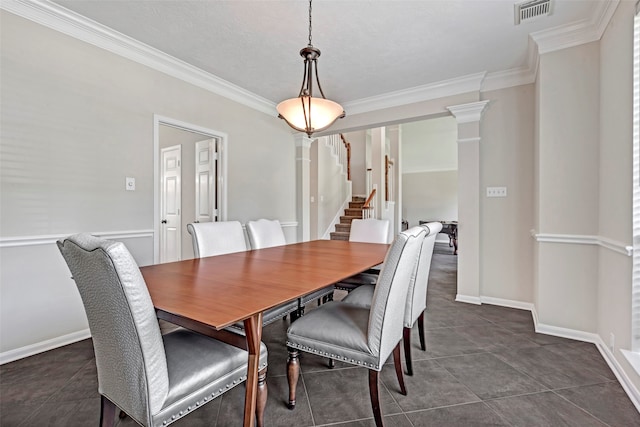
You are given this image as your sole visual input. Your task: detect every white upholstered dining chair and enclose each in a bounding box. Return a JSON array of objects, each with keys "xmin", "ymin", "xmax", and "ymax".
[
  {"xmin": 57, "ymin": 233, "xmax": 268, "ymax": 427},
  {"xmin": 187, "ymin": 221, "xmax": 299, "ymax": 326},
  {"xmin": 285, "ymin": 227, "xmax": 427, "ymax": 427},
  {"xmin": 342, "ymin": 222, "xmax": 442, "ymax": 375},
  {"xmin": 334, "ymin": 218, "xmax": 390, "ymax": 292},
  {"xmin": 186, "ymin": 220, "xmax": 247, "ymax": 257}
]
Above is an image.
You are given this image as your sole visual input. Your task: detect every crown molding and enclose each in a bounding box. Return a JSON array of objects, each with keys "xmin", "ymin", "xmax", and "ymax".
[
  {"xmin": 531, "ymin": 0, "xmax": 620, "ymax": 55},
  {"xmin": 483, "ymin": 37, "xmax": 539, "ymax": 92},
  {"xmin": 446, "ymin": 100, "xmax": 491, "ymax": 124},
  {"xmin": 2, "ymin": 0, "xmax": 619, "ymax": 117},
  {"xmin": 1, "ymin": 0, "xmax": 276, "ymax": 115},
  {"xmin": 343, "ymin": 72, "xmax": 487, "ymax": 116}
]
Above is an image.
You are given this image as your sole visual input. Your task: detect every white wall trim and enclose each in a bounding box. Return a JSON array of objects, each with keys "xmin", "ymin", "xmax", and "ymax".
[
  {"xmin": 0, "ymin": 328, "xmax": 91, "ymax": 365},
  {"xmin": 480, "ymin": 296, "xmax": 535, "ymax": 312},
  {"xmin": 447, "ymin": 100, "xmax": 491, "ymax": 124},
  {"xmin": 533, "ymin": 232, "xmax": 633, "ymax": 256},
  {"xmin": 0, "ymin": 0, "xmax": 275, "ymax": 115},
  {"xmin": 483, "ymin": 38, "xmax": 539, "ymax": 92},
  {"xmin": 3, "ymin": 0, "xmax": 619, "ymax": 118},
  {"xmin": 462, "ymin": 297, "xmax": 640, "ymax": 412},
  {"xmin": 482, "ymin": 66, "xmax": 536, "ymax": 93},
  {"xmin": 0, "ymin": 230, "xmax": 154, "ymax": 248},
  {"xmin": 533, "ymin": 321, "xmax": 640, "ymax": 413},
  {"xmin": 455, "ymin": 294, "xmax": 482, "ymax": 305},
  {"xmin": 402, "ymin": 167, "xmax": 458, "ymax": 175},
  {"xmin": 457, "ymin": 137, "xmax": 482, "ymax": 145},
  {"xmin": 343, "ymin": 73, "xmax": 487, "ymax": 116},
  {"xmin": 531, "ymin": 0, "xmax": 620, "ymax": 55},
  {"xmin": 603, "ymin": 347, "xmax": 640, "ymax": 413}
]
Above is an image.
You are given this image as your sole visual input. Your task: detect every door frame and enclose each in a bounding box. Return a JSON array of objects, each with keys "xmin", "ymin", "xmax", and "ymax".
[{"xmin": 153, "ymin": 114, "xmax": 228, "ymax": 263}]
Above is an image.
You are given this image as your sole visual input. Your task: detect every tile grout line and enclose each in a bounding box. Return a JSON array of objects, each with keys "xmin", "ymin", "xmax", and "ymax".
[{"xmin": 550, "ymin": 388, "xmax": 615, "ymax": 427}]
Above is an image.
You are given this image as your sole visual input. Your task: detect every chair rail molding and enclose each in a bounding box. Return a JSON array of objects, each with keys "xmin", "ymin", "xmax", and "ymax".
[
  {"xmin": 532, "ymin": 231, "xmax": 633, "ymax": 256},
  {"xmin": 0, "ymin": 229, "xmax": 154, "ymax": 248}
]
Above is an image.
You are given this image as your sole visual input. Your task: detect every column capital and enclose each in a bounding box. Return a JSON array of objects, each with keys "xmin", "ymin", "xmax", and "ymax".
[
  {"xmin": 294, "ymin": 134, "xmax": 313, "ymax": 149},
  {"xmin": 446, "ymin": 100, "xmax": 490, "ymax": 124}
]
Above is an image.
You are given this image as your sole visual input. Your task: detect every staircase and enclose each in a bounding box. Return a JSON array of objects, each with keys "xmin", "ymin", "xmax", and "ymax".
[{"xmin": 330, "ymin": 196, "xmax": 366, "ymax": 241}]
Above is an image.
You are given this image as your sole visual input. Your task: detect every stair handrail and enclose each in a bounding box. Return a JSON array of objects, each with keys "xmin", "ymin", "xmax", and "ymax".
[
  {"xmin": 340, "ymin": 134, "xmax": 351, "ymax": 181},
  {"xmin": 362, "ymin": 188, "xmax": 376, "ymax": 219}
]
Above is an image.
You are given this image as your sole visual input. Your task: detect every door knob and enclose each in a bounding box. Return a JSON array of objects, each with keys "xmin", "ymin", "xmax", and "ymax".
[{"xmin": 161, "ymin": 220, "xmax": 167, "ymax": 224}]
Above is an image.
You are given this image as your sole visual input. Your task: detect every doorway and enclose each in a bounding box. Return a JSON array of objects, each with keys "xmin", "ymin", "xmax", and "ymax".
[{"xmin": 153, "ymin": 115, "xmax": 227, "ymax": 263}]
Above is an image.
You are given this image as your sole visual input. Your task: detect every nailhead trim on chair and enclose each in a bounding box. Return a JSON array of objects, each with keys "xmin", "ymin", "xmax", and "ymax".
[
  {"xmin": 286, "ymin": 341, "xmax": 379, "ymax": 370},
  {"xmin": 160, "ymin": 361, "xmax": 266, "ymax": 426}
]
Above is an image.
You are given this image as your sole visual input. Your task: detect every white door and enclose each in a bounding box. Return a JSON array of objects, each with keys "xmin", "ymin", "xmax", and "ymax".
[
  {"xmin": 195, "ymin": 138, "xmax": 217, "ymax": 223},
  {"xmin": 160, "ymin": 145, "xmax": 181, "ymax": 263}
]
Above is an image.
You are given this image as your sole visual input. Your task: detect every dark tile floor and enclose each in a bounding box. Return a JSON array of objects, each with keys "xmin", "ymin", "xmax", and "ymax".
[{"xmin": 2, "ymin": 243, "xmax": 639, "ymax": 426}]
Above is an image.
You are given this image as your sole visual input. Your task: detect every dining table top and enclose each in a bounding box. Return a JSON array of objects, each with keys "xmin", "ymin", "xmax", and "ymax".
[{"xmin": 140, "ymin": 239, "xmax": 389, "ymax": 330}]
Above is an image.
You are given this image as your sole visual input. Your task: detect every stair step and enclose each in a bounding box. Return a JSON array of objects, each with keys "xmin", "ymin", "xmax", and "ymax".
[
  {"xmin": 345, "ymin": 208, "xmax": 364, "ymax": 217},
  {"xmin": 340, "ymin": 215, "xmax": 361, "ymax": 224},
  {"xmin": 330, "ymin": 232, "xmax": 350, "ymax": 241},
  {"xmin": 352, "ymin": 196, "xmax": 366, "ymax": 202},
  {"xmin": 349, "ymin": 202, "xmax": 365, "ymax": 209},
  {"xmin": 335, "ymin": 223, "xmax": 351, "ymax": 232}
]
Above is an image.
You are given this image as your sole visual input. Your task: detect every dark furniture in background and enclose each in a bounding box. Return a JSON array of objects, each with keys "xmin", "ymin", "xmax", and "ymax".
[{"xmin": 419, "ymin": 220, "xmax": 458, "ymax": 255}]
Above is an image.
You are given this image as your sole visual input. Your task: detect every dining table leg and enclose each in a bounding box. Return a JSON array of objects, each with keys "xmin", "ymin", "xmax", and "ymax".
[{"xmin": 243, "ymin": 312, "xmax": 264, "ymax": 427}]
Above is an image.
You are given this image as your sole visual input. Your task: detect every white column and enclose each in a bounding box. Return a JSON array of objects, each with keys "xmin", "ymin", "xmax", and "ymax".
[
  {"xmin": 369, "ymin": 127, "xmax": 386, "ymax": 219},
  {"xmin": 446, "ymin": 100, "xmax": 490, "ymax": 304},
  {"xmin": 295, "ymin": 134, "xmax": 313, "ymax": 242}
]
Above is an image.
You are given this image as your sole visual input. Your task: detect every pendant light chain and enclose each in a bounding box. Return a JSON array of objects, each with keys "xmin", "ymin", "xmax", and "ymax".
[
  {"xmin": 308, "ymin": 0, "xmax": 313, "ymax": 47},
  {"xmin": 276, "ymin": 0, "xmax": 345, "ymax": 137}
]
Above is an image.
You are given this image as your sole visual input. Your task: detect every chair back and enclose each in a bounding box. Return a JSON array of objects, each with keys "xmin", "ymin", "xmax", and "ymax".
[
  {"xmin": 404, "ymin": 222, "xmax": 443, "ymax": 327},
  {"xmin": 187, "ymin": 221, "xmax": 247, "ymax": 257},
  {"xmin": 366, "ymin": 226, "xmax": 426, "ymax": 363},
  {"xmin": 246, "ymin": 219, "xmax": 286, "ymax": 249},
  {"xmin": 57, "ymin": 234, "xmax": 168, "ymax": 426},
  {"xmin": 349, "ymin": 218, "xmax": 390, "ymax": 244}
]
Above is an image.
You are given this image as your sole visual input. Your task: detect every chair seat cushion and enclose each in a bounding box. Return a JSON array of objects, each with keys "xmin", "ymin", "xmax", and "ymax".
[
  {"xmin": 338, "ymin": 273, "xmax": 378, "ymax": 286},
  {"xmin": 287, "ymin": 301, "xmax": 382, "ymax": 369},
  {"xmin": 155, "ymin": 329, "xmax": 268, "ymax": 425},
  {"xmin": 335, "ymin": 273, "xmax": 377, "ymax": 291},
  {"xmin": 342, "ymin": 284, "xmax": 375, "ymax": 308},
  {"xmin": 227, "ymin": 300, "xmax": 300, "ymax": 332},
  {"xmin": 300, "ymin": 285, "xmax": 335, "ymax": 306}
]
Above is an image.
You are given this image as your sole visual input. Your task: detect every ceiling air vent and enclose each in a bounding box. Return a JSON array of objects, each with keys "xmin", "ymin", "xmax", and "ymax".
[{"xmin": 514, "ymin": 0, "xmax": 552, "ymax": 25}]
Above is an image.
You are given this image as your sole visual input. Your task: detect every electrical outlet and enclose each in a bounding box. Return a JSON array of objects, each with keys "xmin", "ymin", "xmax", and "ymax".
[
  {"xmin": 486, "ymin": 186, "xmax": 507, "ymax": 198},
  {"xmin": 125, "ymin": 177, "xmax": 136, "ymax": 191},
  {"xmin": 609, "ymin": 333, "xmax": 615, "ymax": 352}
]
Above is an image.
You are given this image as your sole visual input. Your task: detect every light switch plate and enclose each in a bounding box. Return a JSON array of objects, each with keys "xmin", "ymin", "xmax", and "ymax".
[
  {"xmin": 126, "ymin": 177, "xmax": 136, "ymax": 191},
  {"xmin": 486, "ymin": 186, "xmax": 507, "ymax": 197}
]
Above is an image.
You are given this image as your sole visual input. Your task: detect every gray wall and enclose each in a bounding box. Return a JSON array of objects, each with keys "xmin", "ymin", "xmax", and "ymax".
[
  {"xmin": 0, "ymin": 11, "xmax": 296, "ymax": 356},
  {"xmin": 2, "ymin": 4, "xmax": 639, "ymax": 401},
  {"xmin": 400, "ymin": 117, "xmax": 458, "ymax": 230}
]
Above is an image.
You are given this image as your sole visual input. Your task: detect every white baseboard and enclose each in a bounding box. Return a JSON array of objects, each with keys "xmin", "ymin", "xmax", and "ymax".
[
  {"xmin": 597, "ymin": 343, "xmax": 640, "ymax": 412},
  {"xmin": 480, "ymin": 296, "xmax": 535, "ymax": 312},
  {"xmin": 455, "ymin": 294, "xmax": 481, "ymax": 305},
  {"xmin": 455, "ymin": 296, "xmax": 640, "ymax": 412},
  {"xmin": 0, "ymin": 328, "xmax": 91, "ymax": 365},
  {"xmin": 529, "ymin": 305, "xmax": 640, "ymax": 413}
]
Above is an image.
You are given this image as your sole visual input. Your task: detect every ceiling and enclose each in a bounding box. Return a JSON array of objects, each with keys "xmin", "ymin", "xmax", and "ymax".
[{"xmin": 46, "ymin": 0, "xmax": 610, "ymax": 109}]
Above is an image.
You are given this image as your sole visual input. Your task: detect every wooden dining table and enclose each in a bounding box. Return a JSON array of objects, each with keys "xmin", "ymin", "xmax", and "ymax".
[{"xmin": 140, "ymin": 239, "xmax": 389, "ymax": 427}]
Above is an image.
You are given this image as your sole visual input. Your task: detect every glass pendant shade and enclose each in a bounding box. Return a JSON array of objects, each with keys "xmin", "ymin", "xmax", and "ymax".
[
  {"xmin": 277, "ymin": 96, "xmax": 344, "ymax": 137},
  {"xmin": 277, "ymin": 1, "xmax": 344, "ymax": 137}
]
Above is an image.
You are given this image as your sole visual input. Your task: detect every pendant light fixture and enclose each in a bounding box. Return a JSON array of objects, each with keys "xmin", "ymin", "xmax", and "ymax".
[{"xmin": 276, "ymin": 0, "xmax": 345, "ymax": 137}]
